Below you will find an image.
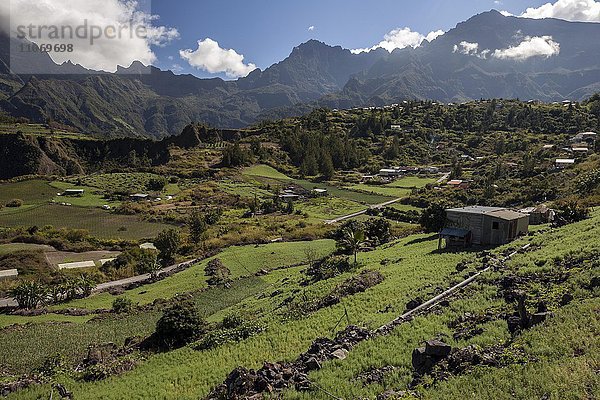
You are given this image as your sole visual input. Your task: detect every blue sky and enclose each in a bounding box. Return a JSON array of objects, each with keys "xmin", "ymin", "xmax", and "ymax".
[{"xmin": 150, "ymin": 0, "xmax": 551, "ymax": 78}]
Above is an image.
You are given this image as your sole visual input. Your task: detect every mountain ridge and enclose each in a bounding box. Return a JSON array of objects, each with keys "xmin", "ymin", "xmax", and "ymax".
[{"xmin": 1, "ymin": 10, "xmax": 600, "ymax": 137}]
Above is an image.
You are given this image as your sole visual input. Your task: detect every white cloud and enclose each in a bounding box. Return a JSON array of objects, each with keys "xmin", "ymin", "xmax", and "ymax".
[
  {"xmin": 453, "ymin": 41, "xmax": 480, "ymax": 55},
  {"xmin": 0, "ymin": 0, "xmax": 179, "ymax": 73},
  {"xmin": 453, "ymin": 41, "xmax": 492, "ymax": 59},
  {"xmin": 351, "ymin": 27, "xmax": 445, "ymax": 54},
  {"xmin": 171, "ymin": 63, "xmax": 184, "ymax": 73},
  {"xmin": 308, "ymin": 26, "xmax": 315, "ymax": 32},
  {"xmin": 503, "ymin": 0, "xmax": 600, "ymax": 22},
  {"xmin": 179, "ymin": 38, "xmax": 257, "ymax": 78},
  {"xmin": 492, "ymin": 36, "xmax": 560, "ymax": 60}
]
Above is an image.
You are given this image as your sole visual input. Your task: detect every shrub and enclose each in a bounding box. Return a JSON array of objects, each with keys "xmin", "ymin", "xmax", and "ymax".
[
  {"xmin": 553, "ymin": 198, "xmax": 590, "ymax": 226},
  {"xmin": 5, "ymin": 198, "xmax": 23, "ymax": 208},
  {"xmin": 10, "ymin": 281, "xmax": 48, "ymax": 309},
  {"xmin": 193, "ymin": 320, "xmax": 265, "ymax": 350},
  {"xmin": 155, "ymin": 299, "xmax": 207, "ymax": 348},
  {"xmin": 305, "ymin": 255, "xmax": 352, "ymax": 282},
  {"xmin": 204, "ymin": 258, "xmax": 231, "ymax": 287},
  {"xmin": 112, "ymin": 297, "xmax": 134, "ymax": 314}
]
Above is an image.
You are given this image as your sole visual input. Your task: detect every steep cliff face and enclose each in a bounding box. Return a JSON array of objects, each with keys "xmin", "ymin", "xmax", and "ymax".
[{"xmin": 0, "ymin": 133, "xmax": 170, "ymax": 180}]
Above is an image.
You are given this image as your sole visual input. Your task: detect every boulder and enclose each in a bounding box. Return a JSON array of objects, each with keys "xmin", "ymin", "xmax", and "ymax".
[
  {"xmin": 425, "ymin": 340, "xmax": 452, "ymax": 357},
  {"xmin": 411, "ymin": 347, "xmax": 437, "ymax": 375}
]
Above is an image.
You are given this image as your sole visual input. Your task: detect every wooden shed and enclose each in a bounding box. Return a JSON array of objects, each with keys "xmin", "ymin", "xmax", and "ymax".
[{"xmin": 442, "ymin": 206, "xmax": 529, "ymax": 247}]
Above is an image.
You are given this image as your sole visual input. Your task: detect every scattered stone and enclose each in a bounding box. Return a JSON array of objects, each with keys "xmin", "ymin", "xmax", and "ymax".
[
  {"xmin": 331, "ymin": 348, "xmax": 349, "ymax": 360},
  {"xmin": 377, "ymin": 389, "xmax": 407, "ymax": 399},
  {"xmin": 531, "ymin": 312, "xmax": 553, "ymax": 326},
  {"xmin": 305, "ymin": 357, "xmax": 322, "ymax": 371},
  {"xmin": 357, "ymin": 366, "xmax": 396, "ymax": 385},
  {"xmin": 560, "ymin": 293, "xmax": 574, "ymax": 306},
  {"xmin": 255, "ymin": 269, "xmax": 269, "ymax": 276},
  {"xmin": 54, "ymin": 383, "xmax": 72, "ymax": 399}
]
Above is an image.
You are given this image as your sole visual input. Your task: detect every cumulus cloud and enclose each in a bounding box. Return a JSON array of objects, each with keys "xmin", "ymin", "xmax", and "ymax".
[
  {"xmin": 0, "ymin": 0, "xmax": 179, "ymax": 73},
  {"xmin": 504, "ymin": 0, "xmax": 600, "ymax": 22},
  {"xmin": 179, "ymin": 38, "xmax": 257, "ymax": 78},
  {"xmin": 351, "ymin": 27, "xmax": 445, "ymax": 54},
  {"xmin": 453, "ymin": 41, "xmax": 492, "ymax": 59},
  {"xmin": 492, "ymin": 36, "xmax": 560, "ymax": 60},
  {"xmin": 453, "ymin": 41, "xmax": 480, "ymax": 55}
]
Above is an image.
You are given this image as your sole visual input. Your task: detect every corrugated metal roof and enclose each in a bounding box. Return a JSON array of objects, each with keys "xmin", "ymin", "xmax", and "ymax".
[
  {"xmin": 486, "ymin": 210, "xmax": 528, "ymax": 221},
  {"xmin": 446, "ymin": 206, "xmax": 506, "ymax": 215}
]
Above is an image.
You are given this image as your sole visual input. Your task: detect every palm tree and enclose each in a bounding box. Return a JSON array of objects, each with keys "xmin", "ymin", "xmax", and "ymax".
[{"xmin": 337, "ymin": 227, "xmax": 366, "ymax": 265}]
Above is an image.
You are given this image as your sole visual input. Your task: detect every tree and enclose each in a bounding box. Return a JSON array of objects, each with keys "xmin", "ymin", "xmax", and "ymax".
[
  {"xmin": 319, "ymin": 152, "xmax": 335, "ymax": 180},
  {"xmin": 188, "ymin": 210, "xmax": 207, "ymax": 243},
  {"xmin": 155, "ymin": 229, "xmax": 181, "ymax": 264},
  {"xmin": 147, "ymin": 176, "xmax": 167, "ymax": 191},
  {"xmin": 364, "ymin": 218, "xmax": 391, "ymax": 245},
  {"xmin": 420, "ymin": 203, "xmax": 448, "ymax": 233},
  {"xmin": 336, "ymin": 227, "xmax": 365, "ymax": 265},
  {"xmin": 155, "ymin": 299, "xmax": 207, "ymax": 348},
  {"xmin": 136, "ymin": 250, "xmax": 162, "ymax": 280}
]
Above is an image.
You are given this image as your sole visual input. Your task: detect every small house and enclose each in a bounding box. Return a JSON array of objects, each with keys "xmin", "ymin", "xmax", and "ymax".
[
  {"xmin": 440, "ymin": 206, "xmax": 529, "ymax": 248},
  {"xmin": 570, "ymin": 132, "xmax": 597, "ymax": 143},
  {"xmin": 140, "ymin": 242, "xmax": 158, "ymax": 251},
  {"xmin": 379, "ymin": 168, "xmax": 403, "ymax": 177},
  {"xmin": 130, "ymin": 193, "xmax": 150, "ymax": 201},
  {"xmin": 63, "ymin": 189, "xmax": 84, "ymax": 196},
  {"xmin": 518, "ymin": 205, "xmax": 554, "ymax": 225},
  {"xmin": 555, "ymin": 159, "xmax": 575, "ymax": 169},
  {"xmin": 447, "ymin": 180, "xmax": 470, "ymax": 189}
]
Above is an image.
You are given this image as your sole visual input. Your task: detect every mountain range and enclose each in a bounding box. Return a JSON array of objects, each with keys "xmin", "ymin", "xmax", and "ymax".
[{"xmin": 1, "ymin": 10, "xmax": 600, "ymax": 138}]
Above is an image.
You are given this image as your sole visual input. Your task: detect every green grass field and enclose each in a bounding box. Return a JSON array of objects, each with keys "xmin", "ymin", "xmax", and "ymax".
[
  {"xmin": 385, "ymin": 176, "xmax": 437, "ymax": 188},
  {"xmin": 5, "ymin": 212, "xmax": 600, "ymax": 400},
  {"xmin": 297, "ymin": 197, "xmax": 365, "ymax": 220},
  {"xmin": 67, "ymin": 173, "xmax": 179, "ymax": 194},
  {"xmin": 0, "ymin": 243, "xmax": 54, "ymax": 255},
  {"xmin": 50, "ymin": 181, "xmax": 119, "ymax": 208},
  {"xmin": 0, "ymin": 123, "xmax": 89, "ymax": 140},
  {"xmin": 345, "ymin": 184, "xmax": 412, "ymax": 198},
  {"xmin": 243, "ymin": 165, "xmax": 292, "ymax": 180},
  {"xmin": 0, "ymin": 180, "xmax": 54, "ymax": 206},
  {"xmin": 50, "ymin": 239, "xmax": 335, "ymax": 311},
  {"xmin": 0, "ymin": 204, "xmax": 173, "ymax": 240}
]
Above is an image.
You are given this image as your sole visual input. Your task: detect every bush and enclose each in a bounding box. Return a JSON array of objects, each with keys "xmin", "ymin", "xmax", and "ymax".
[
  {"xmin": 204, "ymin": 258, "xmax": 231, "ymax": 287},
  {"xmin": 5, "ymin": 198, "xmax": 23, "ymax": 208},
  {"xmin": 112, "ymin": 297, "xmax": 134, "ymax": 314},
  {"xmin": 193, "ymin": 319, "xmax": 265, "ymax": 350},
  {"xmin": 305, "ymin": 255, "xmax": 352, "ymax": 282},
  {"xmin": 155, "ymin": 299, "xmax": 207, "ymax": 348}
]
